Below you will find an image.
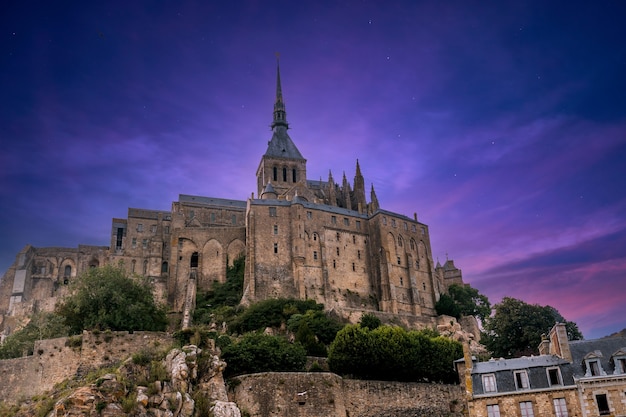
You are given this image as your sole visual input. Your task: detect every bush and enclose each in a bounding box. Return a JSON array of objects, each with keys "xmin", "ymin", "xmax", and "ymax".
[
  {"xmin": 230, "ymin": 298, "xmax": 323, "ymax": 334},
  {"xmin": 359, "ymin": 313, "xmax": 382, "ymax": 330},
  {"xmin": 0, "ymin": 312, "xmax": 69, "ymax": 359},
  {"xmin": 328, "ymin": 324, "xmax": 462, "ymax": 383},
  {"xmin": 56, "ymin": 265, "xmax": 167, "ymax": 334},
  {"xmin": 194, "ymin": 256, "xmax": 245, "ymax": 325},
  {"xmin": 221, "ymin": 333, "xmax": 306, "ymax": 377}
]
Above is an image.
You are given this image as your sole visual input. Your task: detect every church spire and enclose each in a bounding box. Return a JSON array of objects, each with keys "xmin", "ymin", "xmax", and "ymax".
[
  {"xmin": 271, "ymin": 54, "xmax": 288, "ymax": 129},
  {"xmin": 370, "ymin": 184, "xmax": 380, "ymax": 212},
  {"xmin": 353, "ymin": 159, "xmax": 366, "ymax": 213}
]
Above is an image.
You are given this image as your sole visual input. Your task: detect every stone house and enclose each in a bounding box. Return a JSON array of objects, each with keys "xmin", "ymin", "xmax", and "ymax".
[
  {"xmin": 0, "ymin": 61, "xmax": 465, "ymax": 336},
  {"xmin": 457, "ymin": 323, "xmax": 626, "ymax": 417}
]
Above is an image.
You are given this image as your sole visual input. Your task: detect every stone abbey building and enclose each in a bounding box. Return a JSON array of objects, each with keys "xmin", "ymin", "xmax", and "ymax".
[{"xmin": 0, "ymin": 62, "xmax": 464, "ymax": 334}]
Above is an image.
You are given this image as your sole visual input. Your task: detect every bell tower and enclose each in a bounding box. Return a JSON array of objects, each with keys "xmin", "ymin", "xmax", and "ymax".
[{"xmin": 256, "ymin": 57, "xmax": 307, "ymax": 198}]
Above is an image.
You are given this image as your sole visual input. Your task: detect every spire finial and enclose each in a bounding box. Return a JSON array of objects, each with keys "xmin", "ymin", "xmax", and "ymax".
[{"xmin": 271, "ymin": 54, "xmax": 288, "ymax": 129}]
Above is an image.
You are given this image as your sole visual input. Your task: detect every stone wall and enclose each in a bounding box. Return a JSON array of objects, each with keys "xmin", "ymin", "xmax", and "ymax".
[
  {"xmin": 230, "ymin": 372, "xmax": 465, "ymax": 417},
  {"xmin": 0, "ymin": 331, "xmax": 173, "ymax": 403}
]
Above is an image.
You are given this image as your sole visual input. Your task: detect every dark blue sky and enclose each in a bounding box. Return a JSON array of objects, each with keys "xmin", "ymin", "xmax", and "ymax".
[{"xmin": 2, "ymin": 1, "xmax": 625, "ymax": 339}]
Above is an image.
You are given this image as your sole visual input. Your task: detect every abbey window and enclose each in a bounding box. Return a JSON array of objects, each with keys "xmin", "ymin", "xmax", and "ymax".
[
  {"xmin": 273, "ymin": 167, "xmax": 278, "ymax": 182},
  {"xmin": 283, "ymin": 167, "xmax": 287, "ymax": 182},
  {"xmin": 292, "ymin": 168, "xmax": 297, "ymax": 182}
]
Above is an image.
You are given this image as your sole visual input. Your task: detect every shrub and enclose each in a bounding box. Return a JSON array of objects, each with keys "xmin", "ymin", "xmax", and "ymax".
[
  {"xmin": 222, "ymin": 333, "xmax": 306, "ymax": 377},
  {"xmin": 230, "ymin": 298, "xmax": 323, "ymax": 334},
  {"xmin": 55, "ymin": 265, "xmax": 167, "ymax": 334},
  {"xmin": 328, "ymin": 324, "xmax": 462, "ymax": 383}
]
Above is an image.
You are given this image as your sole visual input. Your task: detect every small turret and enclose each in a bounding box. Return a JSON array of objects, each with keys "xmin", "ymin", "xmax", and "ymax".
[
  {"xmin": 328, "ymin": 170, "xmax": 337, "ymax": 206},
  {"xmin": 342, "ymin": 172, "xmax": 352, "ymax": 211},
  {"xmin": 370, "ymin": 184, "xmax": 380, "ymax": 212},
  {"xmin": 353, "ymin": 159, "xmax": 366, "ymax": 213}
]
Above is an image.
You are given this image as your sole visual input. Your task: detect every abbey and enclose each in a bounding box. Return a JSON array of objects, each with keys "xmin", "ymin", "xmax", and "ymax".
[{"xmin": 0, "ymin": 62, "xmax": 464, "ymax": 334}]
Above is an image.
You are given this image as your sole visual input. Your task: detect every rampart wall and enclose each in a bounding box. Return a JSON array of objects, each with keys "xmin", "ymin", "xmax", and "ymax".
[
  {"xmin": 0, "ymin": 331, "xmax": 172, "ymax": 403},
  {"xmin": 230, "ymin": 372, "xmax": 465, "ymax": 417}
]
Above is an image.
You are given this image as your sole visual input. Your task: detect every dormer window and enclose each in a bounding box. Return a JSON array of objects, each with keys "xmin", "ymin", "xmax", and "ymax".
[
  {"xmin": 611, "ymin": 348, "xmax": 626, "ymax": 375},
  {"xmin": 583, "ymin": 351, "xmax": 607, "ymax": 377},
  {"xmin": 482, "ymin": 374, "xmax": 497, "ymax": 393},
  {"xmin": 547, "ymin": 367, "xmax": 562, "ymax": 386},
  {"xmin": 514, "ymin": 370, "xmax": 530, "ymax": 390}
]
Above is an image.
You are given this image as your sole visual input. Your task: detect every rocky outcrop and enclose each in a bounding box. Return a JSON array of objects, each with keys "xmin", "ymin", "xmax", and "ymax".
[{"xmin": 45, "ymin": 343, "xmax": 240, "ymax": 417}]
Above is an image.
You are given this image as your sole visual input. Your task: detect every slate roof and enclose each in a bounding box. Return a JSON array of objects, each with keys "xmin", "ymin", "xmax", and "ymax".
[
  {"xmin": 264, "ymin": 126, "xmax": 305, "ymax": 160},
  {"xmin": 178, "ymin": 194, "xmax": 247, "ymax": 209},
  {"xmin": 473, "ymin": 355, "xmax": 569, "ymax": 373},
  {"xmin": 568, "ymin": 337, "xmax": 626, "ymax": 377}
]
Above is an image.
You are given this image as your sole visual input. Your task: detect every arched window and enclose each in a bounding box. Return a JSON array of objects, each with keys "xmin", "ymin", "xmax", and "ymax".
[
  {"xmin": 161, "ymin": 261, "xmax": 168, "ymax": 273},
  {"xmin": 292, "ymin": 168, "xmax": 297, "ymax": 182},
  {"xmin": 273, "ymin": 167, "xmax": 278, "ymax": 182},
  {"xmin": 143, "ymin": 260, "xmax": 148, "ymax": 275},
  {"xmin": 398, "ymin": 236, "xmax": 403, "ymax": 247},
  {"xmin": 190, "ymin": 252, "xmax": 199, "ymax": 268},
  {"xmin": 131, "ymin": 260, "xmax": 136, "ymax": 273},
  {"xmin": 64, "ymin": 265, "xmax": 71, "ymax": 277},
  {"xmin": 282, "ymin": 167, "xmax": 287, "ymax": 182}
]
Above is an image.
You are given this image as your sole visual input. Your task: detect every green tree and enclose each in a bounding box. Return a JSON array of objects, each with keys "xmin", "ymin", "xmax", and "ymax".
[
  {"xmin": 481, "ymin": 297, "xmax": 583, "ymax": 358},
  {"xmin": 287, "ymin": 309, "xmax": 343, "ymax": 345},
  {"xmin": 55, "ymin": 265, "xmax": 167, "ymax": 334},
  {"xmin": 359, "ymin": 313, "xmax": 382, "ymax": 330},
  {"xmin": 0, "ymin": 312, "xmax": 69, "ymax": 359},
  {"xmin": 194, "ymin": 255, "xmax": 245, "ymax": 325},
  {"xmin": 221, "ymin": 333, "xmax": 306, "ymax": 377},
  {"xmin": 230, "ymin": 298, "xmax": 322, "ymax": 334},
  {"xmin": 434, "ymin": 293, "xmax": 461, "ymax": 319},
  {"xmin": 435, "ymin": 284, "xmax": 491, "ymax": 322},
  {"xmin": 327, "ymin": 324, "xmax": 461, "ymax": 383}
]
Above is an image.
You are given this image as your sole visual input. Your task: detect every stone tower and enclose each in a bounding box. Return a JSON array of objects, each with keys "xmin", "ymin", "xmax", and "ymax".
[{"xmin": 255, "ymin": 59, "xmax": 307, "ymax": 198}]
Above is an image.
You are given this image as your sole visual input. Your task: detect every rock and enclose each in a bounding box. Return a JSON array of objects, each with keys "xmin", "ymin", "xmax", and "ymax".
[
  {"xmin": 180, "ymin": 393, "xmax": 195, "ymax": 417},
  {"xmin": 136, "ymin": 387, "xmax": 149, "ymax": 407},
  {"xmin": 210, "ymin": 400, "xmax": 242, "ymax": 417}
]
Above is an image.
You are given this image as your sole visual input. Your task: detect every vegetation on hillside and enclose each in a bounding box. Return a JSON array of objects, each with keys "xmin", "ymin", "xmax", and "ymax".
[
  {"xmin": 481, "ymin": 297, "xmax": 583, "ymax": 358},
  {"xmin": 55, "ymin": 264, "xmax": 167, "ymax": 334},
  {"xmin": 328, "ymin": 324, "xmax": 462, "ymax": 384},
  {"xmin": 0, "ymin": 312, "xmax": 68, "ymax": 359},
  {"xmin": 221, "ymin": 332, "xmax": 307, "ymax": 378},
  {"xmin": 435, "ymin": 283, "xmax": 491, "ymax": 322}
]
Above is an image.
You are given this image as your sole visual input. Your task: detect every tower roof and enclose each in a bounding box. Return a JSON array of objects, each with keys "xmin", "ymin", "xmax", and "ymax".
[
  {"xmin": 264, "ymin": 57, "xmax": 305, "ymax": 160},
  {"xmin": 271, "ymin": 56, "xmax": 288, "ymax": 130}
]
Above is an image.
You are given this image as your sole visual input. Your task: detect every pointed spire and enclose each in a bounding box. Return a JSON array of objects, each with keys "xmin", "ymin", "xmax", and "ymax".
[
  {"xmin": 342, "ymin": 172, "xmax": 352, "ymax": 211},
  {"xmin": 353, "ymin": 159, "xmax": 366, "ymax": 212},
  {"xmin": 328, "ymin": 170, "xmax": 337, "ymax": 206},
  {"xmin": 370, "ymin": 183, "xmax": 380, "ymax": 212},
  {"xmin": 271, "ymin": 54, "xmax": 288, "ymax": 129}
]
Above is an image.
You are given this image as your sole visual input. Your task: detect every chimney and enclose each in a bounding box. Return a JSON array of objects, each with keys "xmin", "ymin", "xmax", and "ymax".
[{"xmin": 548, "ymin": 323, "xmax": 573, "ymax": 362}]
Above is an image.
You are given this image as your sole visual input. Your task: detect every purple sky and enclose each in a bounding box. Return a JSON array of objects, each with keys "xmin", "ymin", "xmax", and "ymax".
[{"xmin": 2, "ymin": 1, "xmax": 625, "ymax": 339}]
